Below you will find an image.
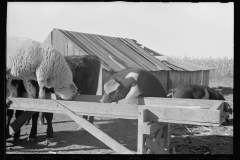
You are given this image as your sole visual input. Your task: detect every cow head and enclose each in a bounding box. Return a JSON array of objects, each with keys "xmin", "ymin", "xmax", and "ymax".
[{"xmin": 100, "ymin": 78, "xmax": 129, "ymax": 103}]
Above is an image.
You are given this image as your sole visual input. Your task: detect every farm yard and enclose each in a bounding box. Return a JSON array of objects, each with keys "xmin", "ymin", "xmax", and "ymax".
[
  {"xmin": 6, "ymin": 2, "xmax": 233, "ymax": 156},
  {"xmin": 5, "ymin": 75, "xmax": 233, "ymax": 154}
]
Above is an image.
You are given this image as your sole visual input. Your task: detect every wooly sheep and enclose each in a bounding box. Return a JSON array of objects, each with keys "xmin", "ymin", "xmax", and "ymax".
[{"xmin": 7, "ymin": 37, "xmax": 78, "ymax": 100}]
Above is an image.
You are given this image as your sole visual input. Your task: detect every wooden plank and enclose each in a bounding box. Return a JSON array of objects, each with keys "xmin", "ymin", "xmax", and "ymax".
[
  {"xmin": 20, "ymin": 92, "xmax": 102, "ymax": 102},
  {"xmin": 124, "ymin": 38, "xmax": 170, "ymax": 71},
  {"xmin": 142, "ymin": 122, "xmax": 167, "ymax": 135},
  {"xmin": 141, "ymin": 105, "xmax": 221, "ymax": 125},
  {"xmin": 138, "ymin": 97, "xmax": 224, "ymax": 110},
  {"xmin": 8, "ymin": 94, "xmax": 223, "ymax": 125},
  {"xmin": 162, "ymin": 124, "xmax": 170, "ymax": 152},
  {"xmin": 51, "ymin": 96, "xmax": 134, "ymax": 154},
  {"xmin": 145, "ymin": 137, "xmax": 168, "ymax": 154},
  {"xmin": 7, "ymin": 97, "xmax": 138, "ymax": 120},
  {"xmin": 137, "ymin": 109, "xmax": 148, "ymax": 154}
]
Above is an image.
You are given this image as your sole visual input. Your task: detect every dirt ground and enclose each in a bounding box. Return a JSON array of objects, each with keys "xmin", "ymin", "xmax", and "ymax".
[{"xmin": 6, "ymin": 76, "xmax": 233, "ymax": 154}]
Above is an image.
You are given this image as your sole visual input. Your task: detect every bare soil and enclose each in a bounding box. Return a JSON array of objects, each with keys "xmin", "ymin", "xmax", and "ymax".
[{"xmin": 6, "ymin": 76, "xmax": 233, "ymax": 154}]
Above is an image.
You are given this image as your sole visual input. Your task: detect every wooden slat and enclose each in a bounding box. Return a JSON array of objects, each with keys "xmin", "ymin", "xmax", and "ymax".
[
  {"xmin": 8, "ymin": 97, "xmax": 138, "ymax": 120},
  {"xmin": 137, "ymin": 109, "xmax": 148, "ymax": 154},
  {"xmin": 20, "ymin": 92, "xmax": 102, "ymax": 102},
  {"xmin": 142, "ymin": 122, "xmax": 167, "ymax": 135},
  {"xmin": 143, "ymin": 105, "xmax": 221, "ymax": 126},
  {"xmin": 162, "ymin": 124, "xmax": 170, "ymax": 152},
  {"xmin": 51, "ymin": 97, "xmax": 134, "ymax": 154},
  {"xmin": 138, "ymin": 97, "xmax": 224, "ymax": 110},
  {"xmin": 8, "ymin": 93, "xmax": 223, "ymax": 125},
  {"xmin": 124, "ymin": 38, "xmax": 170, "ymax": 71}
]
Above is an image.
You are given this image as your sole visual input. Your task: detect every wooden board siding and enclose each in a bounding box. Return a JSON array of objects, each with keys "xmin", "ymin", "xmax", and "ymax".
[
  {"xmin": 169, "ymin": 71, "xmax": 181, "ymax": 90},
  {"xmin": 169, "ymin": 70, "xmax": 209, "ymax": 90},
  {"xmin": 190, "ymin": 71, "xmax": 202, "ymax": 85},
  {"xmin": 52, "ymin": 29, "xmax": 66, "ymax": 55},
  {"xmin": 203, "ymin": 70, "xmax": 210, "ymax": 86},
  {"xmin": 43, "ymin": 32, "xmax": 52, "ymax": 46}
]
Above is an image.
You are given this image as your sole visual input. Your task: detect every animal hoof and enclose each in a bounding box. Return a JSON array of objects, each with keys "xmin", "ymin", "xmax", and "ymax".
[{"xmin": 27, "ymin": 137, "xmax": 35, "ymax": 142}]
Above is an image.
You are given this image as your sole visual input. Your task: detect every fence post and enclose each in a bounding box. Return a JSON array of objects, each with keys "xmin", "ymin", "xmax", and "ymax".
[{"xmin": 137, "ymin": 109, "xmax": 148, "ymax": 154}]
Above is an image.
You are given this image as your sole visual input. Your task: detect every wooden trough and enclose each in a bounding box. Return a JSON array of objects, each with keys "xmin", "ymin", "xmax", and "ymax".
[{"xmin": 7, "ymin": 93, "xmax": 228, "ymax": 154}]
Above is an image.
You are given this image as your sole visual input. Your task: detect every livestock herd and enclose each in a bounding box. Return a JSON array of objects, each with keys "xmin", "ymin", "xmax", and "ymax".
[{"xmin": 6, "ymin": 37, "xmax": 232, "ymax": 147}]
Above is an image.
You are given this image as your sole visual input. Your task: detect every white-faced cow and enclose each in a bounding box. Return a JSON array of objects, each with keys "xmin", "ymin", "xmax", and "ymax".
[
  {"xmin": 168, "ymin": 84, "xmax": 232, "ymax": 121},
  {"xmin": 6, "ymin": 55, "xmax": 100, "ymax": 142},
  {"xmin": 100, "ymin": 67, "xmax": 167, "ymax": 103}
]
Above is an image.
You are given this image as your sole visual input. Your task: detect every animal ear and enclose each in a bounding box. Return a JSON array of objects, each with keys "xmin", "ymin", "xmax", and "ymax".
[
  {"xmin": 104, "ymin": 79, "xmax": 120, "ymax": 94},
  {"xmin": 70, "ymin": 83, "xmax": 77, "ymax": 90}
]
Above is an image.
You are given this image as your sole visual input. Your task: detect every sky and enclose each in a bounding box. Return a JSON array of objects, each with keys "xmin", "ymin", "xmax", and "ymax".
[{"xmin": 7, "ymin": 2, "xmax": 234, "ymax": 59}]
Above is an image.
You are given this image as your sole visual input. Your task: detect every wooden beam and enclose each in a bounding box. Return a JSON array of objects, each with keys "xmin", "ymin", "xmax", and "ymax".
[
  {"xmin": 51, "ymin": 95, "xmax": 134, "ymax": 154},
  {"xmin": 20, "ymin": 92, "xmax": 103, "ymax": 103},
  {"xmin": 8, "ymin": 95, "xmax": 223, "ymax": 126},
  {"xmin": 8, "ymin": 97, "xmax": 138, "ymax": 120},
  {"xmin": 142, "ymin": 122, "xmax": 167, "ymax": 135},
  {"xmin": 163, "ymin": 124, "xmax": 170, "ymax": 152},
  {"xmin": 137, "ymin": 109, "xmax": 148, "ymax": 154},
  {"xmin": 138, "ymin": 97, "xmax": 224, "ymax": 110},
  {"xmin": 140, "ymin": 105, "xmax": 222, "ymax": 126}
]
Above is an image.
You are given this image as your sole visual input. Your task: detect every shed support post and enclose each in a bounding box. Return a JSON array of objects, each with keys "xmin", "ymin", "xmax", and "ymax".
[{"xmin": 137, "ymin": 109, "xmax": 148, "ymax": 154}]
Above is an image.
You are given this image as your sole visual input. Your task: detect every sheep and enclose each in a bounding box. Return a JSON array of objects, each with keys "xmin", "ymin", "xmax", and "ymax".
[
  {"xmin": 7, "ymin": 37, "xmax": 78, "ymax": 100},
  {"xmin": 6, "ymin": 37, "xmax": 78, "ymax": 142}
]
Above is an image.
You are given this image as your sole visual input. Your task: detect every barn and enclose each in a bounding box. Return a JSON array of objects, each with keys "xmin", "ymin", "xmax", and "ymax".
[{"xmin": 43, "ymin": 28, "xmax": 212, "ymax": 95}]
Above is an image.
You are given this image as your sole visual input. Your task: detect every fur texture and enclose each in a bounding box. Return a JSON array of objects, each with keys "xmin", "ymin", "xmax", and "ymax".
[
  {"xmin": 101, "ymin": 67, "xmax": 167, "ymax": 103},
  {"xmin": 7, "ymin": 37, "xmax": 77, "ymax": 100}
]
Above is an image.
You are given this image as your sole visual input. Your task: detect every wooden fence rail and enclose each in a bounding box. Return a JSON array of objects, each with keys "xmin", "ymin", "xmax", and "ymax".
[{"xmin": 7, "ymin": 93, "xmax": 228, "ymax": 154}]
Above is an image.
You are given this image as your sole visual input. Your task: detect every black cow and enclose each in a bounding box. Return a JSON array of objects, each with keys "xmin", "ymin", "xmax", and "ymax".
[
  {"xmin": 6, "ymin": 79, "xmax": 43, "ymax": 142},
  {"xmin": 100, "ymin": 67, "xmax": 167, "ymax": 103},
  {"xmin": 168, "ymin": 84, "xmax": 225, "ymax": 100},
  {"xmin": 37, "ymin": 55, "xmax": 101, "ymax": 125},
  {"xmin": 6, "ymin": 55, "xmax": 100, "ymax": 142},
  {"xmin": 168, "ymin": 84, "xmax": 232, "ymax": 121}
]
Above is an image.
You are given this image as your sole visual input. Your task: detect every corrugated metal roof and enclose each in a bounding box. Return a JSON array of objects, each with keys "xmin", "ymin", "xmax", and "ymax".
[
  {"xmin": 55, "ymin": 28, "xmax": 211, "ymax": 72},
  {"xmin": 56, "ymin": 29, "xmax": 171, "ymax": 72}
]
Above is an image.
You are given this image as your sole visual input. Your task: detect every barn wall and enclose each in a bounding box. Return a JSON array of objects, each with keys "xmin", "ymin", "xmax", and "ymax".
[
  {"xmin": 170, "ymin": 70, "xmax": 210, "ymax": 90},
  {"xmin": 202, "ymin": 70, "xmax": 210, "ymax": 86},
  {"xmin": 190, "ymin": 71, "xmax": 202, "ymax": 85},
  {"xmin": 45, "ymin": 29, "xmax": 87, "ymax": 56},
  {"xmin": 169, "ymin": 71, "xmax": 181, "ymax": 90},
  {"xmin": 43, "ymin": 32, "xmax": 52, "ymax": 45},
  {"xmin": 52, "ymin": 29, "xmax": 66, "ymax": 55},
  {"xmin": 151, "ymin": 71, "xmax": 168, "ymax": 94}
]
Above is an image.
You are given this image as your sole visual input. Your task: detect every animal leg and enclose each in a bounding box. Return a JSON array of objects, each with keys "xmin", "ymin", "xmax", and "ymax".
[
  {"xmin": 28, "ymin": 112, "xmax": 39, "ymax": 141},
  {"xmin": 23, "ymin": 79, "xmax": 38, "ymax": 142},
  {"xmin": 13, "ymin": 110, "xmax": 24, "ymax": 141},
  {"xmin": 6, "ymin": 109, "xmax": 14, "ymax": 139},
  {"xmin": 45, "ymin": 112, "xmax": 53, "ymax": 142},
  {"xmin": 39, "ymin": 86, "xmax": 46, "ymax": 99}
]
